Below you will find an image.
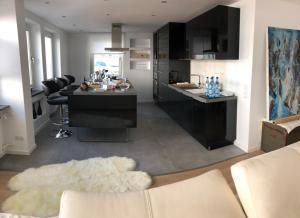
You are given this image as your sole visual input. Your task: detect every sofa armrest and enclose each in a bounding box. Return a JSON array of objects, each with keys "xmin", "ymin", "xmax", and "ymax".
[{"xmin": 231, "ymin": 145, "xmax": 300, "ymax": 218}]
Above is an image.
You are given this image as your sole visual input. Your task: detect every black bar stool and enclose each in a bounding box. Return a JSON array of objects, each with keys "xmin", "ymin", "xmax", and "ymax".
[
  {"xmin": 55, "ymin": 77, "xmax": 74, "ymax": 124},
  {"xmin": 64, "ymin": 75, "xmax": 79, "ymax": 91},
  {"xmin": 56, "ymin": 77, "xmax": 75, "ymax": 96},
  {"xmin": 42, "ymin": 79, "xmax": 72, "ymax": 139}
]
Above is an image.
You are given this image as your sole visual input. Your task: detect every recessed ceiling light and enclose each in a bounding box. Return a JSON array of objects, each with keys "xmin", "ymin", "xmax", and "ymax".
[{"xmin": 161, "ymin": 0, "xmax": 167, "ymax": 3}]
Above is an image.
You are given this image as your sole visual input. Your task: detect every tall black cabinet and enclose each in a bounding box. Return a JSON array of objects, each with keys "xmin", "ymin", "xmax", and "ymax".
[
  {"xmin": 153, "ymin": 32, "xmax": 159, "ymax": 101},
  {"xmin": 153, "ymin": 23, "xmax": 190, "ymax": 104},
  {"xmin": 152, "ymin": 6, "xmax": 239, "ymax": 150}
]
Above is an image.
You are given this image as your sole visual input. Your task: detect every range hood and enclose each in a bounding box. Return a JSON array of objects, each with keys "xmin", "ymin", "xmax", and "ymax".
[{"xmin": 105, "ymin": 24, "xmax": 129, "ymax": 52}]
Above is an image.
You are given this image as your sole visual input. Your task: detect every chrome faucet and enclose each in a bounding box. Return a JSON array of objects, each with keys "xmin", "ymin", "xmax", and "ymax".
[{"xmin": 190, "ymin": 74, "xmax": 201, "ymax": 87}]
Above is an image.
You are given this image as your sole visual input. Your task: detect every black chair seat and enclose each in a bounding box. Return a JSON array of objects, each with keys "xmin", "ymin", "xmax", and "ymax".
[
  {"xmin": 59, "ymin": 89, "xmax": 74, "ymax": 96},
  {"xmin": 47, "ymin": 96, "xmax": 68, "ymax": 105}
]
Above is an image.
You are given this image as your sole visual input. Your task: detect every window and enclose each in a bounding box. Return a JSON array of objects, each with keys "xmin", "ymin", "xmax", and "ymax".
[
  {"xmin": 91, "ymin": 53, "xmax": 123, "ymax": 77},
  {"xmin": 25, "ymin": 30, "xmax": 33, "ymax": 85},
  {"xmin": 45, "ymin": 35, "xmax": 54, "ymax": 79}
]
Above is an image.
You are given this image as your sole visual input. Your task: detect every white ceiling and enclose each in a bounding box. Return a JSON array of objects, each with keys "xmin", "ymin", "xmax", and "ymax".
[{"xmin": 24, "ymin": 0, "xmax": 239, "ymax": 33}]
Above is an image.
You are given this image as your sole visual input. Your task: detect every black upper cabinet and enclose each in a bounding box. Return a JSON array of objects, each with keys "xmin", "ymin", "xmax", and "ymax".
[
  {"xmin": 156, "ymin": 23, "xmax": 186, "ymax": 60},
  {"xmin": 186, "ymin": 5, "xmax": 240, "ymax": 60}
]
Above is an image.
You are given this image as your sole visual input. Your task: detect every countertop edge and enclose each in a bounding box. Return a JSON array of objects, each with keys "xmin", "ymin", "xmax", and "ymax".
[
  {"xmin": 73, "ymin": 87, "xmax": 137, "ymax": 96},
  {"xmin": 168, "ymin": 84, "xmax": 237, "ymax": 103},
  {"xmin": 31, "ymin": 89, "xmax": 44, "ymax": 97}
]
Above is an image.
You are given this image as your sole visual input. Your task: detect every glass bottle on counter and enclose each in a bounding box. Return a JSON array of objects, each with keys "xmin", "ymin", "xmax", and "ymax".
[
  {"xmin": 214, "ymin": 77, "xmax": 220, "ymax": 97},
  {"xmin": 205, "ymin": 77, "xmax": 209, "ymax": 96},
  {"xmin": 208, "ymin": 77, "xmax": 215, "ymax": 98}
]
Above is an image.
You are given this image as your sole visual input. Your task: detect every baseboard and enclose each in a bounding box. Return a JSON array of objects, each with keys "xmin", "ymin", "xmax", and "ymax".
[
  {"xmin": 247, "ymin": 146, "xmax": 262, "ymax": 153},
  {"xmin": 5, "ymin": 143, "xmax": 37, "ymax": 155},
  {"xmin": 234, "ymin": 142, "xmax": 261, "ymax": 153},
  {"xmin": 138, "ymin": 99, "xmax": 154, "ymax": 103}
]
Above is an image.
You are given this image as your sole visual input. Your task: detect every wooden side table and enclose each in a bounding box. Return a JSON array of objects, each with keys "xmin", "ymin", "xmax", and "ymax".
[{"xmin": 261, "ymin": 121, "xmax": 300, "ymax": 152}]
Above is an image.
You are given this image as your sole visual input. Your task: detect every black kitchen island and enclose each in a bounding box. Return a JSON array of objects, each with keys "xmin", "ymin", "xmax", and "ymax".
[{"xmin": 69, "ymin": 85, "xmax": 137, "ymax": 141}]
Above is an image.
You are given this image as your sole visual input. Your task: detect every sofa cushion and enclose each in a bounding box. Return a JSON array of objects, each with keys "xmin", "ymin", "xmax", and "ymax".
[
  {"xmin": 59, "ymin": 170, "xmax": 245, "ymax": 218},
  {"xmin": 147, "ymin": 170, "xmax": 245, "ymax": 218},
  {"xmin": 231, "ymin": 143, "xmax": 300, "ymax": 218},
  {"xmin": 59, "ymin": 191, "xmax": 149, "ymax": 218},
  {"xmin": 0, "ymin": 213, "xmax": 57, "ymax": 218}
]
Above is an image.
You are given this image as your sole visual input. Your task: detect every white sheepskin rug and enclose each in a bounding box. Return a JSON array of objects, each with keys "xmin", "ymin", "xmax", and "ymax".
[{"xmin": 2, "ymin": 157, "xmax": 152, "ymax": 218}]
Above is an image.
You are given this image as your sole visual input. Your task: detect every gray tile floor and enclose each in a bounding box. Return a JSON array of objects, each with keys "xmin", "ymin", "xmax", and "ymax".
[{"xmin": 0, "ymin": 103, "xmax": 244, "ymax": 176}]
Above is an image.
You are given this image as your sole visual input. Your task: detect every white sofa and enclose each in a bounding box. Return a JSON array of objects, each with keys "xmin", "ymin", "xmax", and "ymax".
[
  {"xmin": 3, "ymin": 142, "xmax": 300, "ymax": 218},
  {"xmin": 59, "ymin": 170, "xmax": 246, "ymax": 218}
]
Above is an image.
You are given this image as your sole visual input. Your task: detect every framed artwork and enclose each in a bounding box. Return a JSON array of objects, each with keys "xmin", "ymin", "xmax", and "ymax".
[{"xmin": 267, "ymin": 27, "xmax": 300, "ymax": 120}]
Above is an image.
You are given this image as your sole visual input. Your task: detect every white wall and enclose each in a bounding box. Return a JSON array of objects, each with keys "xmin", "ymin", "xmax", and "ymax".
[
  {"xmin": 0, "ymin": 0, "xmax": 35, "ymax": 154},
  {"xmin": 124, "ymin": 32, "xmax": 153, "ymax": 102},
  {"xmin": 0, "ymin": 116, "xmax": 4, "ymax": 157},
  {"xmin": 68, "ymin": 33, "xmax": 111, "ymax": 82},
  {"xmin": 25, "ymin": 11, "xmax": 69, "ymax": 89},
  {"xmin": 248, "ymin": 0, "xmax": 300, "ymax": 150},
  {"xmin": 191, "ymin": 0, "xmax": 256, "ymax": 152}
]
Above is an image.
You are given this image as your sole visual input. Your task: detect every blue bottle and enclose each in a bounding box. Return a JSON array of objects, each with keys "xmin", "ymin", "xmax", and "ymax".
[
  {"xmin": 214, "ymin": 77, "xmax": 220, "ymax": 97},
  {"xmin": 205, "ymin": 77, "xmax": 209, "ymax": 96},
  {"xmin": 208, "ymin": 77, "xmax": 214, "ymax": 98}
]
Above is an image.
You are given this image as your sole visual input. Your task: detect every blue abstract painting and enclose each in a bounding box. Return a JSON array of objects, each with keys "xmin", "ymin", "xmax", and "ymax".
[{"xmin": 268, "ymin": 27, "xmax": 300, "ymax": 120}]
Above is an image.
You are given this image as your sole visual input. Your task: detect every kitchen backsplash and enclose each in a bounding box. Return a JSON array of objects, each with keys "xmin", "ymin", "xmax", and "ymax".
[
  {"xmin": 190, "ymin": 60, "xmax": 250, "ymax": 99},
  {"xmin": 190, "ymin": 60, "xmax": 225, "ymax": 87}
]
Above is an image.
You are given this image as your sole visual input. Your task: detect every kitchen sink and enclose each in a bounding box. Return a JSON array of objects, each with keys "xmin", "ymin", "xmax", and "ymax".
[{"xmin": 184, "ymin": 88, "xmax": 205, "ymax": 95}]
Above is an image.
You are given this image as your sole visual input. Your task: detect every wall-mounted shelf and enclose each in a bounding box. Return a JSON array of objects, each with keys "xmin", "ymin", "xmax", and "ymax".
[
  {"xmin": 130, "ymin": 38, "xmax": 150, "ymax": 49},
  {"xmin": 130, "ymin": 50, "xmax": 150, "ymax": 59},
  {"xmin": 129, "ymin": 38, "xmax": 151, "ymax": 70},
  {"xmin": 130, "ymin": 58, "xmax": 150, "ymax": 61},
  {"xmin": 130, "ymin": 60, "xmax": 151, "ymax": 70},
  {"xmin": 130, "ymin": 47, "xmax": 151, "ymax": 51}
]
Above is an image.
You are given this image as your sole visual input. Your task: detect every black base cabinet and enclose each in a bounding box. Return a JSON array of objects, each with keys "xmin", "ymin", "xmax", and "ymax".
[
  {"xmin": 165, "ymin": 84, "xmax": 194, "ymax": 133},
  {"xmin": 193, "ymin": 100, "xmax": 237, "ymax": 150},
  {"xmin": 159, "ymin": 86, "xmax": 237, "ymax": 150}
]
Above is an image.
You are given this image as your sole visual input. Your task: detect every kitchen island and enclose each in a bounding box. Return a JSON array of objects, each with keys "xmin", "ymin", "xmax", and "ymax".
[{"xmin": 69, "ymin": 85, "xmax": 137, "ymax": 141}]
